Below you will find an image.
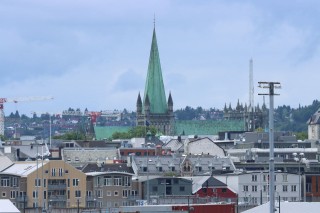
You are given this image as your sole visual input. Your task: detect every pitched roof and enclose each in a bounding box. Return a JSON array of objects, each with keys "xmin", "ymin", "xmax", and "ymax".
[
  {"xmin": 0, "ymin": 155, "xmax": 13, "ymax": 172},
  {"xmin": 143, "ymin": 27, "xmax": 168, "ymax": 114},
  {"xmin": 308, "ymin": 107, "xmax": 320, "ymax": 124},
  {"xmin": 82, "ymin": 163, "xmax": 134, "ymax": 174},
  {"xmin": 1, "ymin": 161, "xmax": 47, "ymax": 177},
  {"xmin": 0, "ymin": 199, "xmax": 20, "ymax": 213}
]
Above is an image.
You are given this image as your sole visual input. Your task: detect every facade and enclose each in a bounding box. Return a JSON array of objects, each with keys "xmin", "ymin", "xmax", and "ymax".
[
  {"xmin": 82, "ymin": 163, "xmax": 136, "ymax": 209},
  {"xmin": 308, "ymin": 108, "xmax": 320, "ymax": 140},
  {"xmin": 215, "ymin": 171, "xmax": 300, "ymax": 205},
  {"xmin": 0, "ymin": 160, "xmax": 87, "ymax": 211},
  {"xmin": 131, "ymin": 154, "xmax": 235, "ymax": 177},
  {"xmin": 140, "ymin": 177, "xmax": 193, "ymax": 204},
  {"xmin": 136, "ymin": 27, "xmax": 174, "ymax": 135}
]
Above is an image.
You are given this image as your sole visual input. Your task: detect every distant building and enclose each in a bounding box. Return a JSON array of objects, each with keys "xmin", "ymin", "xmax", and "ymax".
[
  {"xmin": 307, "ymin": 108, "xmax": 320, "ymax": 140},
  {"xmin": 136, "ymin": 26, "xmax": 174, "ymax": 135}
]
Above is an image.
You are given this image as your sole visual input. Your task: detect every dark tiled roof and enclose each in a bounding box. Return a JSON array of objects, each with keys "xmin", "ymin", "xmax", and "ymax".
[{"xmin": 82, "ymin": 163, "xmax": 134, "ymax": 174}]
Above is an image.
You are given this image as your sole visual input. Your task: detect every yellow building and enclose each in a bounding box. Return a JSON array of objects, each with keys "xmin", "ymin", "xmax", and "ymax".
[{"xmin": 1, "ymin": 160, "xmax": 86, "ymax": 211}]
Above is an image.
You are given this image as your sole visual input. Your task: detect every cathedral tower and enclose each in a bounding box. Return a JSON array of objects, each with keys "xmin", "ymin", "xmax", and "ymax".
[{"xmin": 136, "ymin": 27, "xmax": 174, "ymax": 135}]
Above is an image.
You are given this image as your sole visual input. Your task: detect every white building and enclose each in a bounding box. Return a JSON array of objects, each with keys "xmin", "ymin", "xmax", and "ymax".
[{"xmin": 214, "ymin": 171, "xmax": 300, "ymax": 205}]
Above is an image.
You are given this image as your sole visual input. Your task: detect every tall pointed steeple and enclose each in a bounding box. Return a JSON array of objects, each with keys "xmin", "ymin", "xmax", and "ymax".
[{"xmin": 143, "ymin": 27, "xmax": 167, "ymax": 114}]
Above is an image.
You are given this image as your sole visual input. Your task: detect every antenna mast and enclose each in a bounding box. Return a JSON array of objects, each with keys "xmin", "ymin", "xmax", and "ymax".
[{"xmin": 249, "ymin": 59, "xmax": 254, "ymax": 131}]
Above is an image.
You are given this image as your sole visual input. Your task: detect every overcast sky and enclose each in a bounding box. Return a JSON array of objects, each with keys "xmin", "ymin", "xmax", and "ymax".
[{"xmin": 0, "ymin": 0, "xmax": 319, "ymax": 115}]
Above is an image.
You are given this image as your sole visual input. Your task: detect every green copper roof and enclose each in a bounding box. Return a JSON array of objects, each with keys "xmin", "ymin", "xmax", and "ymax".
[
  {"xmin": 143, "ymin": 28, "xmax": 168, "ymax": 114},
  {"xmin": 94, "ymin": 126, "xmax": 130, "ymax": 140},
  {"xmin": 174, "ymin": 120, "xmax": 245, "ymax": 135}
]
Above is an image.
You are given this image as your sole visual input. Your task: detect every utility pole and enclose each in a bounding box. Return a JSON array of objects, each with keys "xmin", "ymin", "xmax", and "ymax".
[{"xmin": 258, "ymin": 81, "xmax": 281, "ymax": 213}]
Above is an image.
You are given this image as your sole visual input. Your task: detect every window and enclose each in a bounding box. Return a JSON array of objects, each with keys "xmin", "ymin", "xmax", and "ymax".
[
  {"xmin": 263, "ymin": 185, "xmax": 267, "ymax": 192},
  {"xmin": 196, "ymin": 166, "xmax": 202, "ymax": 172},
  {"xmin": 59, "ymin": 168, "xmax": 63, "ymax": 176},
  {"xmin": 222, "ymin": 188, "xmax": 227, "ymax": 193},
  {"xmin": 114, "ymin": 191, "xmax": 119, "ymax": 196},
  {"xmin": 283, "ymin": 174, "xmax": 288, "ymax": 182},
  {"xmin": 283, "ymin": 185, "xmax": 288, "ymax": 192},
  {"xmin": 291, "ymin": 185, "xmax": 297, "ymax": 192},
  {"xmin": 107, "ymin": 191, "xmax": 111, "ymax": 196},
  {"xmin": 243, "ymin": 185, "xmax": 249, "ymax": 192},
  {"xmin": 263, "ymin": 175, "xmax": 267, "ymax": 182},
  {"xmin": 122, "ymin": 190, "xmax": 129, "ymax": 198},
  {"xmin": 1, "ymin": 177, "xmax": 9, "ymax": 187},
  {"xmin": 252, "ymin": 185, "xmax": 257, "ymax": 192},
  {"xmin": 33, "ymin": 191, "xmax": 38, "ymax": 198},
  {"xmin": 2, "ymin": 192, "xmax": 6, "ymax": 197},
  {"xmin": 171, "ymin": 167, "xmax": 175, "ymax": 172},
  {"xmin": 180, "ymin": 186, "xmax": 185, "ymax": 192},
  {"xmin": 73, "ymin": 179, "xmax": 79, "ymax": 186},
  {"xmin": 10, "ymin": 191, "xmax": 17, "ymax": 199},
  {"xmin": 12, "ymin": 177, "xmax": 18, "ymax": 187},
  {"xmin": 152, "ymin": 186, "xmax": 158, "ymax": 192},
  {"xmin": 95, "ymin": 190, "xmax": 103, "ymax": 198},
  {"xmin": 252, "ymin": 175, "xmax": 257, "ymax": 182},
  {"xmin": 68, "ymin": 179, "xmax": 70, "ymax": 187},
  {"xmin": 75, "ymin": 190, "xmax": 81, "ymax": 198},
  {"xmin": 96, "ymin": 177, "xmax": 101, "ymax": 186},
  {"xmin": 104, "ymin": 176, "xmax": 112, "ymax": 186},
  {"xmin": 51, "ymin": 168, "xmax": 56, "ymax": 176},
  {"xmin": 123, "ymin": 176, "xmax": 131, "ymax": 186},
  {"xmin": 35, "ymin": 178, "xmax": 41, "ymax": 187},
  {"xmin": 114, "ymin": 177, "xmax": 122, "ymax": 186},
  {"xmin": 44, "ymin": 179, "xmax": 46, "ymax": 187},
  {"xmin": 157, "ymin": 167, "xmax": 163, "ymax": 172}
]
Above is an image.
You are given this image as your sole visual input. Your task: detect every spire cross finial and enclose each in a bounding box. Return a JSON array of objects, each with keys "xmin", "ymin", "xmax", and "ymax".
[{"xmin": 153, "ymin": 13, "xmax": 156, "ymax": 28}]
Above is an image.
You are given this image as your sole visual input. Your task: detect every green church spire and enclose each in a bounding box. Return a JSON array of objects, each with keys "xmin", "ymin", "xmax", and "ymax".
[{"xmin": 143, "ymin": 27, "xmax": 168, "ymax": 114}]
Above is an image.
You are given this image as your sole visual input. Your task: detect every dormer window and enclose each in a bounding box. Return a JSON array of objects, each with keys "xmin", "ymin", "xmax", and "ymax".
[
  {"xmin": 157, "ymin": 167, "xmax": 162, "ymax": 172},
  {"xmin": 196, "ymin": 166, "xmax": 202, "ymax": 172}
]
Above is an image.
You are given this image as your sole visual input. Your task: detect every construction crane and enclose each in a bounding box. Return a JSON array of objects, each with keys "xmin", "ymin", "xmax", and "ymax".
[{"xmin": 0, "ymin": 96, "xmax": 54, "ymax": 135}]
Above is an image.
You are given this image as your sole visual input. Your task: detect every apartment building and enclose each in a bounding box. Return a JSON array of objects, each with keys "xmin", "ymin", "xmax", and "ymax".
[
  {"xmin": 82, "ymin": 163, "xmax": 135, "ymax": 209},
  {"xmin": 0, "ymin": 160, "xmax": 87, "ymax": 211}
]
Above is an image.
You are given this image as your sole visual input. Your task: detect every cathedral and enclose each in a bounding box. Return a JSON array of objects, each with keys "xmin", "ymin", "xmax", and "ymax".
[{"xmin": 136, "ymin": 27, "xmax": 174, "ymax": 135}]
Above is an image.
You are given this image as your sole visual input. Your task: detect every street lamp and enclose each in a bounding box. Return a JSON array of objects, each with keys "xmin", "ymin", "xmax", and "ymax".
[
  {"xmin": 293, "ymin": 152, "xmax": 304, "ymax": 202},
  {"xmin": 77, "ymin": 199, "xmax": 80, "ymax": 213},
  {"xmin": 258, "ymin": 81, "xmax": 281, "ymax": 213}
]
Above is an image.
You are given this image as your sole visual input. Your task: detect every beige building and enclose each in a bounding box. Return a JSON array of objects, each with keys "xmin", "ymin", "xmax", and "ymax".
[{"xmin": 0, "ymin": 160, "xmax": 87, "ymax": 211}]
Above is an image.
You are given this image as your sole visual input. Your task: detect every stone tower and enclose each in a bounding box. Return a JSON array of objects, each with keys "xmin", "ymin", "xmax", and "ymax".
[{"xmin": 136, "ymin": 27, "xmax": 174, "ymax": 135}]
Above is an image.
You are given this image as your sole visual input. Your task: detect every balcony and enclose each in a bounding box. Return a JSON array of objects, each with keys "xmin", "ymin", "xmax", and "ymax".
[
  {"xmin": 127, "ymin": 195, "xmax": 140, "ymax": 201},
  {"xmin": 16, "ymin": 196, "xmax": 28, "ymax": 202},
  {"xmin": 48, "ymin": 184, "xmax": 67, "ymax": 190},
  {"xmin": 86, "ymin": 196, "xmax": 97, "ymax": 202},
  {"xmin": 48, "ymin": 195, "xmax": 67, "ymax": 201}
]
